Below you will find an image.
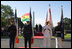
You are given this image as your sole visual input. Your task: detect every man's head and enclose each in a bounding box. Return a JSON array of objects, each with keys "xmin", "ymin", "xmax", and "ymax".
[
  {"xmin": 46, "ymin": 21, "xmax": 50, "ymax": 25},
  {"xmin": 57, "ymin": 22, "xmax": 60, "ymax": 26},
  {"xmin": 27, "ymin": 21, "xmax": 30, "ymax": 25},
  {"xmin": 10, "ymin": 20, "xmax": 14, "ymax": 25}
]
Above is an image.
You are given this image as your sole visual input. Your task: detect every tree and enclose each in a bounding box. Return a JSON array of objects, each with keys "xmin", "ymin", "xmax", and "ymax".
[
  {"xmin": 1, "ymin": 4, "xmax": 14, "ymax": 18},
  {"xmin": 1, "ymin": 4, "xmax": 14, "ymax": 28},
  {"xmin": 63, "ymin": 17, "xmax": 71, "ymax": 30}
]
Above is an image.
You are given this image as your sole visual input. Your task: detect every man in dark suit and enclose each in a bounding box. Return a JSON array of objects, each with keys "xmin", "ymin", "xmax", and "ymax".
[
  {"xmin": 54, "ymin": 22, "xmax": 64, "ymax": 48},
  {"xmin": 23, "ymin": 21, "xmax": 33, "ymax": 48},
  {"xmin": 7, "ymin": 20, "xmax": 16, "ymax": 48}
]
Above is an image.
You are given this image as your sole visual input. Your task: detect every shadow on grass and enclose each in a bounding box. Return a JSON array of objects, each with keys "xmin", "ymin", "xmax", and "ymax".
[{"xmin": 1, "ymin": 36, "xmax": 9, "ymax": 39}]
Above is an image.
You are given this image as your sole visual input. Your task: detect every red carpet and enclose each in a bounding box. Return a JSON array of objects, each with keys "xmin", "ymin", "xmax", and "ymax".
[
  {"xmin": 33, "ymin": 36, "xmax": 44, "ymax": 39},
  {"xmin": 18, "ymin": 36, "xmax": 43, "ymax": 48},
  {"xmin": 18, "ymin": 47, "xmax": 40, "ymax": 48},
  {"xmin": 22, "ymin": 36, "xmax": 44, "ymax": 41}
]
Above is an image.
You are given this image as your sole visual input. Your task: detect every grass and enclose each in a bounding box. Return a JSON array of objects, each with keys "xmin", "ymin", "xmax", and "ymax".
[
  {"xmin": 1, "ymin": 36, "xmax": 9, "ymax": 38},
  {"xmin": 64, "ymin": 34, "xmax": 71, "ymax": 39}
]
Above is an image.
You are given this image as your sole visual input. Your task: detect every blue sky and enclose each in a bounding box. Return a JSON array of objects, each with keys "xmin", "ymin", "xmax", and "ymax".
[{"xmin": 1, "ymin": 1, "xmax": 71, "ymax": 27}]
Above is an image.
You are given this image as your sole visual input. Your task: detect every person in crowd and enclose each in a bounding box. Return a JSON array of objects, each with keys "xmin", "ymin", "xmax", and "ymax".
[
  {"xmin": 42, "ymin": 21, "xmax": 52, "ymax": 48},
  {"xmin": 54, "ymin": 22, "xmax": 63, "ymax": 48},
  {"xmin": 7, "ymin": 20, "xmax": 16, "ymax": 48},
  {"xmin": 23, "ymin": 21, "xmax": 33, "ymax": 48}
]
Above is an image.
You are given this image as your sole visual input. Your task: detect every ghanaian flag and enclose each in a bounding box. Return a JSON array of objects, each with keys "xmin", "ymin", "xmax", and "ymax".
[{"xmin": 21, "ymin": 13, "xmax": 30, "ymax": 23}]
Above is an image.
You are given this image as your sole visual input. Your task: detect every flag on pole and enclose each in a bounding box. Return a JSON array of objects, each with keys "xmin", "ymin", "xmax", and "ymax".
[
  {"xmin": 45, "ymin": 11, "xmax": 48, "ymax": 24},
  {"xmin": 60, "ymin": 5, "xmax": 64, "ymax": 40},
  {"xmin": 49, "ymin": 4, "xmax": 53, "ymax": 30},
  {"xmin": 15, "ymin": 9, "xmax": 19, "ymax": 44},
  {"xmin": 33, "ymin": 11, "xmax": 35, "ymax": 27},
  {"xmin": 21, "ymin": 13, "xmax": 30, "ymax": 24},
  {"xmin": 30, "ymin": 8, "xmax": 34, "ymax": 44},
  {"xmin": 30, "ymin": 8, "xmax": 32, "ymax": 25},
  {"xmin": 32, "ymin": 11, "xmax": 34, "ymax": 36}
]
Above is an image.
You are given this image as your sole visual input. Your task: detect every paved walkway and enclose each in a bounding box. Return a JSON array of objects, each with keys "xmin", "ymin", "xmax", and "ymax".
[{"xmin": 1, "ymin": 38, "xmax": 71, "ymax": 48}]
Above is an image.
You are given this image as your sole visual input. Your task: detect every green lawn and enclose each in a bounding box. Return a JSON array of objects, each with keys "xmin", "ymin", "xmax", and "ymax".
[
  {"xmin": 52, "ymin": 34, "xmax": 71, "ymax": 39},
  {"xmin": 64, "ymin": 34, "xmax": 71, "ymax": 39},
  {"xmin": 1, "ymin": 36, "xmax": 9, "ymax": 38}
]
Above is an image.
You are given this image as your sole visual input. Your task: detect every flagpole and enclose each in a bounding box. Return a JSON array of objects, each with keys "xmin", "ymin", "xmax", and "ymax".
[
  {"xmin": 15, "ymin": 9, "xmax": 17, "ymax": 48},
  {"xmin": 45, "ymin": 11, "xmax": 48, "ymax": 25},
  {"xmin": 47, "ymin": 11, "xmax": 48, "ymax": 21},
  {"xmin": 15, "ymin": 9, "xmax": 19, "ymax": 48},
  {"xmin": 32, "ymin": 11, "xmax": 34, "ymax": 37},
  {"xmin": 61, "ymin": 5, "xmax": 64, "ymax": 48},
  {"xmin": 30, "ymin": 7, "xmax": 34, "ymax": 44},
  {"xmin": 33, "ymin": 11, "xmax": 34, "ymax": 28}
]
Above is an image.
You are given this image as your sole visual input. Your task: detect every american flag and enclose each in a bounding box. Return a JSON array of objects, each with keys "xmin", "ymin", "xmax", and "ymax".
[
  {"xmin": 45, "ymin": 11, "xmax": 48, "ymax": 25},
  {"xmin": 49, "ymin": 4, "xmax": 53, "ymax": 30},
  {"xmin": 60, "ymin": 6, "xmax": 64, "ymax": 39},
  {"xmin": 15, "ymin": 9, "xmax": 19, "ymax": 44}
]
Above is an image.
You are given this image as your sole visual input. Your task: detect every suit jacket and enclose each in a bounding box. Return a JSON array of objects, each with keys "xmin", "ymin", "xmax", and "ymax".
[
  {"xmin": 54, "ymin": 25, "xmax": 61, "ymax": 37},
  {"xmin": 42, "ymin": 25, "xmax": 52, "ymax": 38},
  {"xmin": 23, "ymin": 24, "xmax": 33, "ymax": 39},
  {"xmin": 8, "ymin": 24, "xmax": 16, "ymax": 39}
]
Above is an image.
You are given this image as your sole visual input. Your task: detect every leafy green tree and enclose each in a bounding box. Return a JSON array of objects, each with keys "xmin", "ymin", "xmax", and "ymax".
[
  {"xmin": 1, "ymin": 4, "xmax": 14, "ymax": 18},
  {"xmin": 64, "ymin": 17, "xmax": 71, "ymax": 30},
  {"xmin": 1, "ymin": 4, "xmax": 14, "ymax": 28}
]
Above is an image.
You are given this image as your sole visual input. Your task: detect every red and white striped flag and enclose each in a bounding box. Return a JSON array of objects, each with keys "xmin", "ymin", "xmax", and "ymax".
[
  {"xmin": 45, "ymin": 12, "xmax": 48, "ymax": 25},
  {"xmin": 49, "ymin": 4, "xmax": 53, "ymax": 29}
]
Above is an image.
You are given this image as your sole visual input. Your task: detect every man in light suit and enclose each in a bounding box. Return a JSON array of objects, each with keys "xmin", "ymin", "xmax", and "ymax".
[{"xmin": 42, "ymin": 21, "xmax": 52, "ymax": 48}]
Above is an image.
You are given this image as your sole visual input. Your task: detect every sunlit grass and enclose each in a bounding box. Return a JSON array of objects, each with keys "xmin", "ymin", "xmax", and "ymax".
[{"xmin": 64, "ymin": 34, "xmax": 71, "ymax": 39}]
